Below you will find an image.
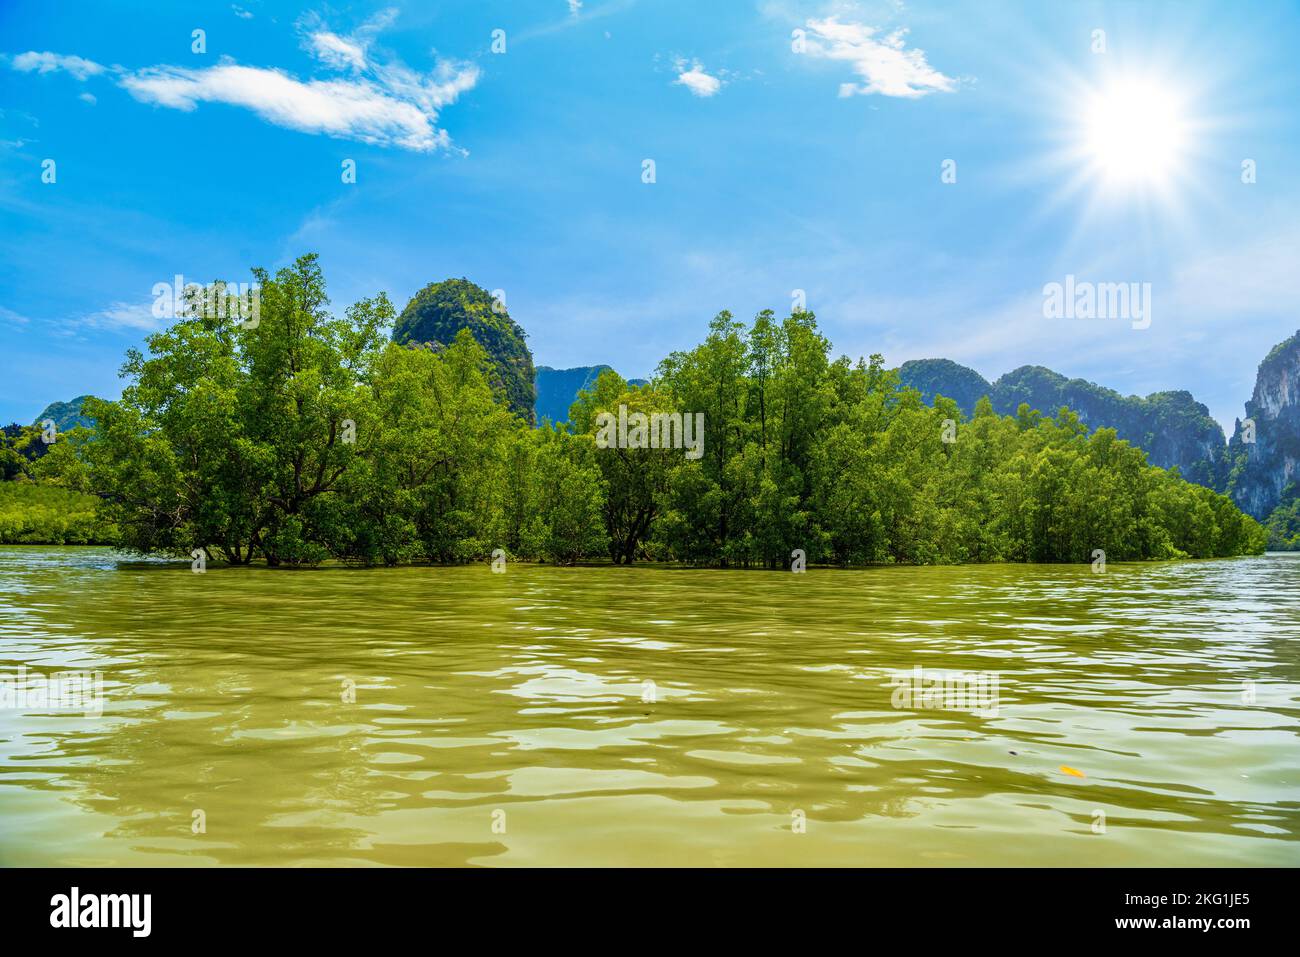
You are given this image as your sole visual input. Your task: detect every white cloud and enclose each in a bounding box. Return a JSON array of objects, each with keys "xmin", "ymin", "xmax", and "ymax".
[
  {"xmin": 232, "ymin": 4, "xmax": 254, "ymax": 19},
  {"xmin": 79, "ymin": 92, "xmax": 97, "ymax": 105},
  {"xmin": 10, "ymin": 51, "xmax": 105, "ymax": 81},
  {"xmin": 16, "ymin": 10, "xmax": 475, "ymax": 152},
  {"xmin": 674, "ymin": 60, "xmax": 723, "ymax": 98},
  {"xmin": 568, "ymin": 0, "xmax": 583, "ymax": 16},
  {"xmin": 0, "ymin": 306, "xmax": 31, "ymax": 326},
  {"xmin": 121, "ymin": 62, "xmax": 471, "ymax": 152},
  {"xmin": 802, "ymin": 17, "xmax": 955, "ymax": 99}
]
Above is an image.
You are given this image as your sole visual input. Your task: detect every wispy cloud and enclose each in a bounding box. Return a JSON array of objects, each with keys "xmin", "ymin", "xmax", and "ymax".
[
  {"xmin": 674, "ymin": 59, "xmax": 723, "ymax": 97},
  {"xmin": 512, "ymin": 0, "xmax": 635, "ymax": 43},
  {"xmin": 11, "ymin": 9, "xmax": 478, "ymax": 153},
  {"xmin": 298, "ymin": 8, "xmax": 398, "ymax": 72},
  {"xmin": 231, "ymin": 4, "xmax": 254, "ymax": 19},
  {"xmin": 307, "ymin": 32, "xmax": 367, "ymax": 71},
  {"xmin": 80, "ymin": 301, "xmax": 161, "ymax": 332},
  {"xmin": 10, "ymin": 51, "xmax": 105, "ymax": 81},
  {"xmin": 1166, "ymin": 226, "xmax": 1300, "ymax": 318},
  {"xmin": 121, "ymin": 62, "xmax": 470, "ymax": 152},
  {"xmin": 0, "ymin": 306, "xmax": 31, "ymax": 327},
  {"xmin": 802, "ymin": 17, "xmax": 956, "ymax": 99}
]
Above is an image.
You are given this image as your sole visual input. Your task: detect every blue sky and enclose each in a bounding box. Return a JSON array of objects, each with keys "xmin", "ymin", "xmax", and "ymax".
[{"xmin": 1, "ymin": 0, "xmax": 1298, "ymax": 433}]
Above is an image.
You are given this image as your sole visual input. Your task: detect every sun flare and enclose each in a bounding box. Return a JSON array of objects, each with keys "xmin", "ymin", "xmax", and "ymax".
[{"xmin": 1082, "ymin": 77, "xmax": 1190, "ymax": 186}]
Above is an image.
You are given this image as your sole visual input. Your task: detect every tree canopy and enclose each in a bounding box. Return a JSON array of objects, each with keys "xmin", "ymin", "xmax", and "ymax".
[{"xmin": 17, "ymin": 255, "xmax": 1265, "ymax": 566}]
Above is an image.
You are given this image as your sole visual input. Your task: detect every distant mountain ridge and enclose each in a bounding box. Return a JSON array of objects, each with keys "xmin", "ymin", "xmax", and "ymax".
[
  {"xmin": 898, "ymin": 335, "xmax": 1300, "ymax": 525},
  {"xmin": 34, "ymin": 395, "xmax": 97, "ymax": 432},
  {"xmin": 898, "ymin": 360, "xmax": 1228, "ymax": 490},
  {"xmin": 535, "ymin": 365, "xmax": 648, "ymax": 425}
]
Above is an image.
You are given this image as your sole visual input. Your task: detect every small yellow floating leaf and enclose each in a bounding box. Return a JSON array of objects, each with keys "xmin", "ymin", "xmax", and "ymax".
[{"xmin": 1059, "ymin": 765, "xmax": 1086, "ymax": 778}]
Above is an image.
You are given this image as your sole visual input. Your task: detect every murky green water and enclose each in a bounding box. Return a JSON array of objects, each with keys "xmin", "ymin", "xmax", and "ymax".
[{"xmin": 0, "ymin": 546, "xmax": 1296, "ymax": 866}]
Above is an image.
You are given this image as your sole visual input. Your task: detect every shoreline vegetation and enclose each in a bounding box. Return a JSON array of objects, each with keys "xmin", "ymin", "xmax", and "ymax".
[
  {"xmin": 0, "ymin": 254, "xmax": 1270, "ymax": 566},
  {"xmin": 0, "ymin": 483, "xmax": 112, "ymax": 545},
  {"xmin": 2, "ymin": 543, "xmax": 1294, "ymax": 568}
]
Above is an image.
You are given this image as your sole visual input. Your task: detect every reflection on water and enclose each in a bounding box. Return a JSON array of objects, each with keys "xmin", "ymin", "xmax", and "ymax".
[{"xmin": 0, "ymin": 546, "xmax": 1297, "ymax": 866}]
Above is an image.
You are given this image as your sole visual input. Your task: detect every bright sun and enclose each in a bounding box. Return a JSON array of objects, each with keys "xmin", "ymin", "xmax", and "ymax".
[{"xmin": 1083, "ymin": 78, "xmax": 1189, "ymax": 185}]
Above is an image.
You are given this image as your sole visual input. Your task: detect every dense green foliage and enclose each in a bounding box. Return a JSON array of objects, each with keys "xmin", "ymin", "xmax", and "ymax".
[
  {"xmin": 1264, "ymin": 489, "xmax": 1300, "ymax": 550},
  {"xmin": 566, "ymin": 311, "xmax": 1264, "ymax": 567},
  {"xmin": 31, "ymin": 257, "xmax": 1264, "ymax": 567},
  {"xmin": 77, "ymin": 255, "xmax": 602, "ymax": 566},
  {"xmin": 2, "ymin": 425, "xmax": 38, "ymax": 481},
  {"xmin": 392, "ymin": 278, "xmax": 537, "ymax": 424},
  {"xmin": 0, "ymin": 418, "xmax": 113, "ymax": 542},
  {"xmin": 0, "ymin": 481, "xmax": 111, "ymax": 544}
]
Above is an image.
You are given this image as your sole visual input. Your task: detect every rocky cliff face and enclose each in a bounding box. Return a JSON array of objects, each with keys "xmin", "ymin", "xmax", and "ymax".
[
  {"xmin": 1225, "ymin": 330, "xmax": 1300, "ymax": 519},
  {"xmin": 899, "ymin": 360, "xmax": 1227, "ymax": 488},
  {"xmin": 534, "ymin": 366, "xmax": 650, "ymax": 425},
  {"xmin": 535, "ymin": 366, "xmax": 615, "ymax": 425}
]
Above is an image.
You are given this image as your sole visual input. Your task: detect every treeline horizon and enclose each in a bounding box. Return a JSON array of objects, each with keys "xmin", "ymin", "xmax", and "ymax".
[{"xmin": 2, "ymin": 253, "xmax": 1270, "ymax": 565}]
